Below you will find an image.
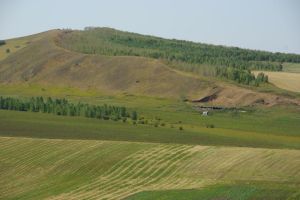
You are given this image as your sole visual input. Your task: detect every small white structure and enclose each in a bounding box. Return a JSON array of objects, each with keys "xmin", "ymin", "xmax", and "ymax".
[{"xmin": 202, "ymin": 111, "xmax": 209, "ymax": 116}]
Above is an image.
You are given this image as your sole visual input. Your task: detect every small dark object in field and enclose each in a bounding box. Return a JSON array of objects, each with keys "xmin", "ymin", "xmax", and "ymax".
[
  {"xmin": 179, "ymin": 126, "xmax": 183, "ymax": 131},
  {"xmin": 155, "ymin": 117, "xmax": 161, "ymax": 121},
  {"xmin": 206, "ymin": 124, "xmax": 215, "ymax": 128},
  {"xmin": 138, "ymin": 120, "xmax": 145, "ymax": 124}
]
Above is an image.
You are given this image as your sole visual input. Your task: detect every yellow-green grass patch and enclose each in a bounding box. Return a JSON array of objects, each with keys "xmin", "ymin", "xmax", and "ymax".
[{"xmin": 254, "ymin": 71, "xmax": 300, "ymax": 93}]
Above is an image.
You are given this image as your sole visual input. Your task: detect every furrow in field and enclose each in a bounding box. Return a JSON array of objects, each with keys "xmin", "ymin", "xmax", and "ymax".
[
  {"xmin": 92, "ymin": 146, "xmax": 193, "ymax": 200},
  {"xmin": 101, "ymin": 146, "xmax": 197, "ymax": 200},
  {"xmin": 58, "ymin": 144, "xmax": 168, "ymax": 198},
  {"xmin": 63, "ymin": 145, "xmax": 184, "ymax": 199}
]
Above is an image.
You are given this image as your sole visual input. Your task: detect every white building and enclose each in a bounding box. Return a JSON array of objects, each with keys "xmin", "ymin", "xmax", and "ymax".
[{"xmin": 202, "ymin": 111, "xmax": 209, "ymax": 116}]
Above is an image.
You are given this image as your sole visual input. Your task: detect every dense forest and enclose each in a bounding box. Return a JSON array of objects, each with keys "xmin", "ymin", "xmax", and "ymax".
[
  {"xmin": 0, "ymin": 96, "xmax": 138, "ymax": 121},
  {"xmin": 57, "ymin": 28, "xmax": 300, "ymax": 85}
]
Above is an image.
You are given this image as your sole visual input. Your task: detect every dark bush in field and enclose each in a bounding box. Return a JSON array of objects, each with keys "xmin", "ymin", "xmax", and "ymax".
[{"xmin": 206, "ymin": 124, "xmax": 215, "ymax": 128}]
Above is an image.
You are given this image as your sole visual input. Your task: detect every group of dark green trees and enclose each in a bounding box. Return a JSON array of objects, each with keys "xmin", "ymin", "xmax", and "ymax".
[
  {"xmin": 216, "ymin": 67, "xmax": 268, "ymax": 86},
  {"xmin": 0, "ymin": 96, "xmax": 138, "ymax": 121},
  {"xmin": 0, "ymin": 40, "xmax": 5, "ymax": 46}
]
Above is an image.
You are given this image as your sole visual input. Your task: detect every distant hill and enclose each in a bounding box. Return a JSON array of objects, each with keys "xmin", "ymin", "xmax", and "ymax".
[
  {"xmin": 58, "ymin": 27, "xmax": 300, "ymax": 70},
  {"xmin": 0, "ymin": 28, "xmax": 299, "ymax": 107}
]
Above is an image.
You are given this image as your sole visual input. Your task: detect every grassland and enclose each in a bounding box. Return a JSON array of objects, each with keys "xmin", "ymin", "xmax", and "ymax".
[
  {"xmin": 0, "ymin": 31, "xmax": 52, "ymax": 61},
  {"xmin": 0, "ymin": 34, "xmax": 213, "ymax": 100},
  {"xmin": 0, "ymin": 37, "xmax": 30, "ymax": 61},
  {"xmin": 1, "ymin": 84, "xmax": 300, "ymax": 137},
  {"xmin": 0, "ymin": 136, "xmax": 299, "ymax": 200},
  {"xmin": 253, "ymin": 71, "xmax": 300, "ymax": 93},
  {"xmin": 1, "ymin": 101, "xmax": 300, "ymax": 149},
  {"xmin": 1, "ymin": 86, "xmax": 299, "ymax": 199},
  {"xmin": 125, "ymin": 184, "xmax": 300, "ymax": 200}
]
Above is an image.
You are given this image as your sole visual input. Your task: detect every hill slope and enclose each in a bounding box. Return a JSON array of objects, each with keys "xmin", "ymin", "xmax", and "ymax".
[
  {"xmin": 0, "ymin": 29, "xmax": 299, "ymax": 106},
  {"xmin": 0, "ymin": 31, "xmax": 213, "ymax": 98}
]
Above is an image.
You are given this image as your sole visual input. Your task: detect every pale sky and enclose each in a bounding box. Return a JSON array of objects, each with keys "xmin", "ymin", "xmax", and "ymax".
[{"xmin": 0, "ymin": 0, "xmax": 299, "ymax": 54}]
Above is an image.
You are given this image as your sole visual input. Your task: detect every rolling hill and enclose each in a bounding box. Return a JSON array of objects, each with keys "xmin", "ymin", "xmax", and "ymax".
[{"xmin": 0, "ymin": 28, "xmax": 299, "ymax": 107}]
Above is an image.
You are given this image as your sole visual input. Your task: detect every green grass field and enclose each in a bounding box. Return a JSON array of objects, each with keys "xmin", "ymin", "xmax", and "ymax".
[
  {"xmin": 1, "ymin": 137, "xmax": 299, "ymax": 200},
  {"xmin": 125, "ymin": 184, "xmax": 300, "ymax": 200},
  {"xmin": 1, "ymin": 105, "xmax": 300, "ymax": 149},
  {"xmin": 1, "ymin": 84, "xmax": 300, "ymax": 139}
]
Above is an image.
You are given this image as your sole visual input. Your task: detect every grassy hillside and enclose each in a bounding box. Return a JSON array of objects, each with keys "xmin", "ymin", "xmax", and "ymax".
[
  {"xmin": 0, "ymin": 30, "xmax": 57, "ymax": 61},
  {"xmin": 57, "ymin": 28, "xmax": 300, "ymax": 71},
  {"xmin": 1, "ymin": 28, "xmax": 300, "ymax": 106},
  {"xmin": 0, "ymin": 32, "xmax": 214, "ymax": 99},
  {"xmin": 57, "ymin": 28, "xmax": 300, "ymax": 87},
  {"xmin": 1, "ymin": 137, "xmax": 299, "ymax": 199}
]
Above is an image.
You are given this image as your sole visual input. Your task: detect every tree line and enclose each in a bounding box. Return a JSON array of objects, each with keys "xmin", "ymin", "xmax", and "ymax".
[
  {"xmin": 216, "ymin": 67, "xmax": 268, "ymax": 86},
  {"xmin": 0, "ymin": 40, "xmax": 5, "ymax": 46},
  {"xmin": 0, "ymin": 96, "xmax": 138, "ymax": 121}
]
